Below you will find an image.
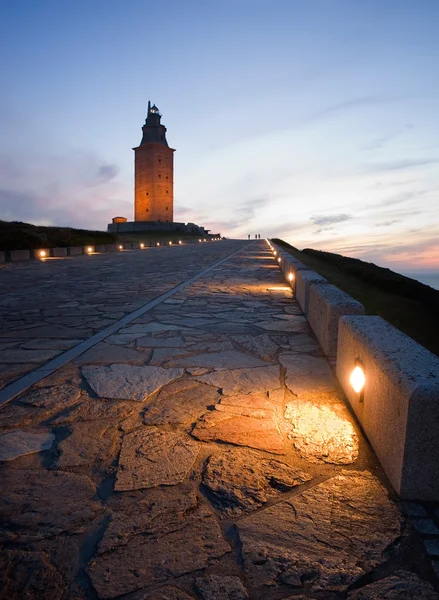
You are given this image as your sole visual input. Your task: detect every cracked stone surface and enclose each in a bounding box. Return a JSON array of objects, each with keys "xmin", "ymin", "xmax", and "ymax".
[
  {"xmin": 203, "ymin": 448, "xmax": 312, "ymax": 516},
  {"xmin": 0, "ymin": 469, "xmax": 102, "ymax": 543},
  {"xmin": 134, "ymin": 587, "xmax": 195, "ymax": 600},
  {"xmin": 88, "ymin": 489, "xmax": 230, "ymax": 598},
  {"xmin": 194, "ymin": 365, "xmax": 281, "ymax": 395},
  {"xmin": 230, "ymin": 333, "xmax": 279, "ymax": 361},
  {"xmin": 280, "ymin": 353, "xmax": 337, "ymax": 395},
  {"xmin": 76, "ymin": 343, "xmax": 151, "ymax": 365},
  {"xmin": 20, "ymin": 383, "xmax": 82, "ymax": 410},
  {"xmin": 347, "ymin": 570, "xmax": 438, "ymax": 599},
  {"xmin": 192, "ymin": 394, "xmax": 285, "ymax": 454},
  {"xmin": 0, "ymin": 240, "xmax": 431, "ymax": 599},
  {"xmin": 284, "ymin": 392, "xmax": 359, "ymax": 464},
  {"xmin": 0, "ymin": 550, "xmax": 66, "ymax": 600},
  {"xmin": 57, "ymin": 421, "xmax": 117, "ymax": 467},
  {"xmin": 168, "ymin": 349, "xmax": 270, "ymax": 369},
  {"xmin": 0, "ymin": 429, "xmax": 55, "ymax": 461},
  {"xmin": 238, "ymin": 470, "xmax": 402, "ymax": 592},
  {"xmin": 115, "ymin": 426, "xmax": 199, "ymax": 491},
  {"xmin": 82, "ymin": 364, "xmax": 185, "ymax": 401},
  {"xmin": 196, "ymin": 574, "xmax": 249, "ymax": 600},
  {"xmin": 143, "ymin": 379, "xmax": 220, "ymax": 425}
]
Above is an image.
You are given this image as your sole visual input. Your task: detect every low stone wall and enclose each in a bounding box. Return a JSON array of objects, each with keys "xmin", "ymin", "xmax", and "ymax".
[
  {"xmin": 337, "ymin": 315, "xmax": 439, "ymax": 501},
  {"xmin": 268, "ymin": 239, "xmax": 439, "ymax": 501},
  {"xmin": 0, "ymin": 251, "xmax": 5, "ymax": 263}
]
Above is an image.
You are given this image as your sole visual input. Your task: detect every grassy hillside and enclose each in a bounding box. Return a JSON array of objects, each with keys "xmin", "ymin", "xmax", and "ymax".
[
  {"xmin": 0, "ymin": 220, "xmax": 116, "ymax": 250},
  {"xmin": 0, "ymin": 220, "xmax": 219, "ymax": 250},
  {"xmin": 274, "ymin": 238, "xmax": 439, "ymax": 357}
]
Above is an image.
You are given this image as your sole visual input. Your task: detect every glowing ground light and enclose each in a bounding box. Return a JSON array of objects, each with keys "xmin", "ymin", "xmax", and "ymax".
[
  {"xmin": 118, "ymin": 245, "xmax": 123, "ymax": 250},
  {"xmin": 179, "ymin": 240, "xmax": 182, "ymax": 244},
  {"xmin": 140, "ymin": 243, "xmax": 144, "ymax": 249},
  {"xmin": 199, "ymin": 239, "xmax": 201, "ymax": 242},
  {"xmin": 278, "ymin": 257, "xmax": 281, "ymax": 263},
  {"xmin": 169, "ymin": 241, "xmax": 172, "ymax": 245},
  {"xmin": 87, "ymin": 247, "xmax": 93, "ymax": 253},
  {"xmin": 156, "ymin": 242, "xmax": 160, "ymax": 246},
  {"xmin": 350, "ymin": 365, "xmax": 366, "ymax": 393},
  {"xmin": 39, "ymin": 250, "xmax": 46, "ymax": 258},
  {"xmin": 288, "ymin": 273, "xmax": 294, "ymax": 282},
  {"xmin": 273, "ymin": 250, "xmax": 277, "ymax": 256}
]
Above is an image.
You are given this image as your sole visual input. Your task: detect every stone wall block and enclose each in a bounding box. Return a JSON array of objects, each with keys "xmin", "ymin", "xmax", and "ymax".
[
  {"xmin": 0, "ymin": 251, "xmax": 5, "ymax": 263},
  {"xmin": 51, "ymin": 247, "xmax": 68, "ymax": 257},
  {"xmin": 308, "ymin": 284, "xmax": 365, "ymax": 357},
  {"xmin": 68, "ymin": 246, "xmax": 83, "ymax": 256},
  {"xmin": 10, "ymin": 249, "xmax": 31, "ymax": 261},
  {"xmin": 336, "ymin": 315, "xmax": 439, "ymax": 500},
  {"xmin": 296, "ymin": 270, "xmax": 328, "ymax": 315}
]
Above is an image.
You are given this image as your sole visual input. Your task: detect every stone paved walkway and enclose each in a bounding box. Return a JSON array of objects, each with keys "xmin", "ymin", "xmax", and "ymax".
[{"xmin": 0, "ymin": 241, "xmax": 437, "ymax": 599}]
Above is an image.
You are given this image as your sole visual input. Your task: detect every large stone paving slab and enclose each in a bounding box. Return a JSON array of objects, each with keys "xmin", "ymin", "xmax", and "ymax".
[
  {"xmin": 237, "ymin": 470, "xmax": 402, "ymax": 592},
  {"xmin": 0, "ymin": 429, "xmax": 55, "ymax": 462},
  {"xmin": 57, "ymin": 421, "xmax": 117, "ymax": 467},
  {"xmin": 167, "ymin": 349, "xmax": 270, "ymax": 369},
  {"xmin": 192, "ymin": 394, "xmax": 285, "ymax": 454},
  {"xmin": 0, "ymin": 468, "xmax": 102, "ymax": 543},
  {"xmin": 194, "ymin": 365, "xmax": 281, "ymax": 395},
  {"xmin": 88, "ymin": 488, "xmax": 230, "ymax": 598},
  {"xmin": 347, "ymin": 570, "xmax": 437, "ymax": 599},
  {"xmin": 0, "ymin": 549, "xmax": 66, "ymax": 600},
  {"xmin": 203, "ymin": 448, "xmax": 311, "ymax": 516},
  {"xmin": 115, "ymin": 426, "xmax": 199, "ymax": 491},
  {"xmin": 230, "ymin": 333, "xmax": 279, "ymax": 361},
  {"xmin": 134, "ymin": 587, "xmax": 195, "ymax": 600},
  {"xmin": 143, "ymin": 379, "xmax": 220, "ymax": 425},
  {"xmin": 284, "ymin": 392, "xmax": 359, "ymax": 464},
  {"xmin": 195, "ymin": 574, "xmax": 249, "ymax": 600},
  {"xmin": 82, "ymin": 364, "xmax": 185, "ymax": 401},
  {"xmin": 279, "ymin": 353, "xmax": 338, "ymax": 395},
  {"xmin": 76, "ymin": 343, "xmax": 151, "ymax": 365}
]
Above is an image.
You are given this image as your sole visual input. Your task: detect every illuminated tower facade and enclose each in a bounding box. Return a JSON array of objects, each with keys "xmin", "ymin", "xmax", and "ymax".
[{"xmin": 133, "ymin": 102, "xmax": 175, "ymax": 222}]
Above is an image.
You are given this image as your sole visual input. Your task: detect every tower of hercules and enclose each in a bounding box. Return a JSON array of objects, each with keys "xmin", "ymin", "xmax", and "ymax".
[{"xmin": 133, "ymin": 102, "xmax": 175, "ymax": 222}]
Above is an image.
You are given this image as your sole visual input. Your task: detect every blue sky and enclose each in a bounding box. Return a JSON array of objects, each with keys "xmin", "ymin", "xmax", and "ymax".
[{"xmin": 1, "ymin": 0, "xmax": 439, "ymax": 270}]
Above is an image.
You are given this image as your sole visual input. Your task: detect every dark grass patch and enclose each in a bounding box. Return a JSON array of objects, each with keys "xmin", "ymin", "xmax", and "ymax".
[
  {"xmin": 273, "ymin": 238, "xmax": 439, "ymax": 357},
  {"xmin": 0, "ymin": 220, "xmax": 116, "ymax": 250}
]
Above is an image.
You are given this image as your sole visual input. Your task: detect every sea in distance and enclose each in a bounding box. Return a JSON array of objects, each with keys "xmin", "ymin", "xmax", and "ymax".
[{"xmin": 398, "ymin": 271, "xmax": 439, "ymax": 291}]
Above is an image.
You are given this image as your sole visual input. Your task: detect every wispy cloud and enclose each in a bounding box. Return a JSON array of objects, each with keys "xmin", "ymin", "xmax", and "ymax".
[
  {"xmin": 362, "ymin": 124, "xmax": 414, "ymax": 151},
  {"xmin": 364, "ymin": 158, "xmax": 439, "ymax": 173},
  {"xmin": 0, "ymin": 152, "xmax": 129, "ymax": 228},
  {"xmin": 310, "ymin": 214, "xmax": 352, "ymax": 226}
]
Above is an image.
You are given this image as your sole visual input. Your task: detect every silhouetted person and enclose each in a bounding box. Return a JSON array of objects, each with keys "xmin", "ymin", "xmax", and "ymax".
[{"xmin": 248, "ymin": 234, "xmax": 250, "ymax": 240}]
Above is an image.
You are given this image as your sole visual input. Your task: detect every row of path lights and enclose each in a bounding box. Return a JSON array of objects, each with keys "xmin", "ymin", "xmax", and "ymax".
[
  {"xmin": 268, "ymin": 237, "xmax": 366, "ymax": 398},
  {"xmin": 36, "ymin": 237, "xmax": 222, "ymax": 260}
]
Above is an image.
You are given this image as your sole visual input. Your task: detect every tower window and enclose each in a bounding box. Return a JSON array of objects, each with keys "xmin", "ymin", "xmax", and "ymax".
[
  {"xmin": 158, "ymin": 159, "xmax": 161, "ymax": 163},
  {"xmin": 146, "ymin": 208, "xmax": 149, "ymax": 212},
  {"xmin": 166, "ymin": 207, "xmax": 168, "ymax": 211},
  {"xmin": 146, "ymin": 192, "xmax": 149, "ymax": 196},
  {"xmin": 158, "ymin": 174, "xmax": 161, "ymax": 178},
  {"xmin": 166, "ymin": 190, "xmax": 168, "ymax": 194},
  {"xmin": 166, "ymin": 176, "xmax": 168, "ymax": 180}
]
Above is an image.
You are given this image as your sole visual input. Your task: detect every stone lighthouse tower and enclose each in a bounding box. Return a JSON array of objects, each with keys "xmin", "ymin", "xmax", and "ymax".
[{"xmin": 133, "ymin": 102, "xmax": 175, "ymax": 222}]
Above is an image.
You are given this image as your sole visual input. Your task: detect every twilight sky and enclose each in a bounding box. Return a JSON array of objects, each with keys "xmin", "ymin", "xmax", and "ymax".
[{"xmin": 1, "ymin": 0, "xmax": 439, "ymax": 271}]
